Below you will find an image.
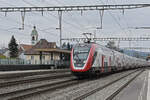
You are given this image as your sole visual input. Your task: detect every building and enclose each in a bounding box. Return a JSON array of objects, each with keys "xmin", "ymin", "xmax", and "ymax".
[
  {"xmin": 0, "ymin": 48, "xmax": 9, "ymax": 58},
  {"xmin": 0, "ymin": 53, "xmax": 6, "ymax": 59},
  {"xmin": 18, "ymin": 44, "xmax": 33, "ymax": 59},
  {"xmin": 24, "ymin": 39, "xmax": 70, "ymax": 64},
  {"xmin": 31, "ymin": 26, "xmax": 38, "ymax": 45},
  {"xmin": 3, "ymin": 49, "xmax": 10, "ymax": 58},
  {"xmin": 18, "ymin": 26, "xmax": 37, "ymax": 59}
]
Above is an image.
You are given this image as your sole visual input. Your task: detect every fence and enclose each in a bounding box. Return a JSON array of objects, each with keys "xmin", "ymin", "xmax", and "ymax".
[
  {"xmin": 0, "ymin": 59, "xmax": 25, "ymax": 65},
  {"xmin": 0, "ymin": 59, "xmax": 70, "ymax": 67}
]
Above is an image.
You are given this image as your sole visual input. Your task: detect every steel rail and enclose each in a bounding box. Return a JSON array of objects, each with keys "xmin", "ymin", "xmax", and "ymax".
[
  {"xmin": 0, "ymin": 69, "xmax": 70, "ymax": 79},
  {"xmin": 74, "ymin": 69, "xmax": 143, "ymax": 100},
  {"xmin": 0, "ymin": 72, "xmax": 72, "ymax": 87},
  {"xmin": 4, "ymin": 79, "xmax": 87, "ymax": 100},
  {"xmin": 105, "ymin": 69, "xmax": 144, "ymax": 100},
  {"xmin": 0, "ymin": 69, "xmax": 140, "ymax": 100}
]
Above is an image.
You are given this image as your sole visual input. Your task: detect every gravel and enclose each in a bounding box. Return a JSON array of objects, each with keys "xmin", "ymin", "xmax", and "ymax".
[
  {"xmin": 0, "ymin": 75, "xmax": 74, "ymax": 94},
  {"xmin": 21, "ymin": 70, "xmax": 137, "ymax": 100},
  {"xmin": 83, "ymin": 70, "xmax": 143, "ymax": 100},
  {"xmin": 0, "ymin": 72, "xmax": 71, "ymax": 84}
]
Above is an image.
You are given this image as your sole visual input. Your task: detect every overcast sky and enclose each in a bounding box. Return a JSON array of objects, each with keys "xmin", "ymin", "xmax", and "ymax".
[{"xmin": 0, "ymin": 0, "xmax": 150, "ymax": 51}]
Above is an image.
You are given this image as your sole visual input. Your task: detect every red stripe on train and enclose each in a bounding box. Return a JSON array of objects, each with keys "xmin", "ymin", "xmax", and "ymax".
[
  {"xmin": 109, "ymin": 57, "xmax": 111, "ymax": 72},
  {"xmin": 70, "ymin": 44, "xmax": 96, "ymax": 72},
  {"xmin": 101, "ymin": 55, "xmax": 104, "ymax": 72}
]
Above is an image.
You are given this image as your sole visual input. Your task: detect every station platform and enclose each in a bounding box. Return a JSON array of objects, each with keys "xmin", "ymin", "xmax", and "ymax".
[
  {"xmin": 113, "ymin": 68, "xmax": 150, "ymax": 100},
  {"xmin": 0, "ymin": 69, "xmax": 69, "ymax": 78},
  {"xmin": 0, "ymin": 69, "xmax": 51, "ymax": 75}
]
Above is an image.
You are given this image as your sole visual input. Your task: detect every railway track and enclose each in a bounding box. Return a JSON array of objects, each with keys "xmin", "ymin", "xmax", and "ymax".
[
  {"xmin": 0, "ymin": 69, "xmax": 70, "ymax": 79},
  {"xmin": 104, "ymin": 71, "xmax": 142, "ymax": 100},
  {"xmin": 75, "ymin": 69, "xmax": 144, "ymax": 100},
  {"xmin": 0, "ymin": 69, "xmax": 74, "ymax": 100},
  {"xmin": 0, "ymin": 72, "xmax": 72, "ymax": 87},
  {"xmin": 0, "ymin": 78, "xmax": 78, "ymax": 100},
  {"xmin": 41, "ymin": 69, "xmax": 143, "ymax": 100},
  {"xmin": 0, "ymin": 69, "xmax": 144, "ymax": 100}
]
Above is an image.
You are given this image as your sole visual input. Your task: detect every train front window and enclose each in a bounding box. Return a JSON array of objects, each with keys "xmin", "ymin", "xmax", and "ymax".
[
  {"xmin": 74, "ymin": 51, "xmax": 89, "ymax": 60},
  {"xmin": 73, "ymin": 44, "xmax": 91, "ymax": 67},
  {"xmin": 73, "ymin": 45, "xmax": 91, "ymax": 60}
]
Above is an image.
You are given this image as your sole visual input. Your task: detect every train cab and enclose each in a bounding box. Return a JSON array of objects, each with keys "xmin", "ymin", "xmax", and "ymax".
[
  {"xmin": 71, "ymin": 42, "xmax": 150, "ymax": 78},
  {"xmin": 70, "ymin": 43, "xmax": 96, "ymax": 73}
]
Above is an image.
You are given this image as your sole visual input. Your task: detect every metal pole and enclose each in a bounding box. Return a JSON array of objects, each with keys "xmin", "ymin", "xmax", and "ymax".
[
  {"xmin": 21, "ymin": 11, "xmax": 25, "ymax": 30},
  {"xmin": 58, "ymin": 11, "xmax": 62, "ymax": 48},
  {"xmin": 118, "ymin": 40, "xmax": 120, "ymax": 48},
  {"xmin": 99, "ymin": 10, "xmax": 104, "ymax": 29},
  {"xmin": 94, "ymin": 30, "xmax": 96, "ymax": 43}
]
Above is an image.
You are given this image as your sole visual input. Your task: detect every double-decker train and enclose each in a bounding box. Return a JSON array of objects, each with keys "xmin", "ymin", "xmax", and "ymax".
[{"xmin": 70, "ymin": 42, "xmax": 150, "ymax": 78}]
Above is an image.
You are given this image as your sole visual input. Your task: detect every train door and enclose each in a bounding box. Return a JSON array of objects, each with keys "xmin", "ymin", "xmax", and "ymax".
[
  {"xmin": 122, "ymin": 54, "xmax": 125, "ymax": 69},
  {"xmin": 101, "ymin": 54, "xmax": 111, "ymax": 73},
  {"xmin": 101, "ymin": 55, "xmax": 105, "ymax": 73},
  {"xmin": 109, "ymin": 56, "xmax": 112, "ymax": 72},
  {"xmin": 112, "ymin": 51, "xmax": 116, "ymax": 71}
]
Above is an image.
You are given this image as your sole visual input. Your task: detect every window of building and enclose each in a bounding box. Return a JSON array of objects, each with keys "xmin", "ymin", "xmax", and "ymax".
[
  {"xmin": 31, "ymin": 56, "xmax": 34, "ymax": 60},
  {"xmin": 32, "ymin": 36, "xmax": 35, "ymax": 41},
  {"xmin": 35, "ymin": 60, "xmax": 37, "ymax": 64},
  {"xmin": 42, "ymin": 56, "xmax": 45, "ymax": 61},
  {"xmin": 51, "ymin": 53, "xmax": 53, "ymax": 60}
]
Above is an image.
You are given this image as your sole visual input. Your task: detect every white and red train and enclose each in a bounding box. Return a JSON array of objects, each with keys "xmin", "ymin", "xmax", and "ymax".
[{"xmin": 70, "ymin": 43, "xmax": 150, "ymax": 77}]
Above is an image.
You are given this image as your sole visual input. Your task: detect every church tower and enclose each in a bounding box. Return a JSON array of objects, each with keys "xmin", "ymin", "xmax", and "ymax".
[{"xmin": 31, "ymin": 26, "xmax": 38, "ymax": 45}]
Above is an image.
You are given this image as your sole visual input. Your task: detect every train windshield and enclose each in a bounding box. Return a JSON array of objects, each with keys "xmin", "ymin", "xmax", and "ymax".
[
  {"xmin": 73, "ymin": 45, "xmax": 91, "ymax": 60},
  {"xmin": 73, "ymin": 44, "xmax": 92, "ymax": 67}
]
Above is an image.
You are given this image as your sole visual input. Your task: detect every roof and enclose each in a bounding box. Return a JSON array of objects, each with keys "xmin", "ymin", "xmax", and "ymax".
[
  {"xmin": 35, "ymin": 48, "xmax": 71, "ymax": 54},
  {"xmin": 33, "ymin": 39, "xmax": 56, "ymax": 49},
  {"xmin": 0, "ymin": 53, "xmax": 6, "ymax": 58},
  {"xmin": 0, "ymin": 48, "xmax": 8, "ymax": 54},
  {"xmin": 25, "ymin": 39, "xmax": 57, "ymax": 55},
  {"xmin": 31, "ymin": 26, "xmax": 38, "ymax": 36},
  {"xmin": 20, "ymin": 44, "xmax": 33, "ymax": 51}
]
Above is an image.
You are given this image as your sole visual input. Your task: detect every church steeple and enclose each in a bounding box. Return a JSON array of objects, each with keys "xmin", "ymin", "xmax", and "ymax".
[{"xmin": 31, "ymin": 26, "xmax": 38, "ymax": 45}]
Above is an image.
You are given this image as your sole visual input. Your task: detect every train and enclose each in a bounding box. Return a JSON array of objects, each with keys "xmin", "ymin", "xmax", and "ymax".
[{"xmin": 70, "ymin": 42, "xmax": 150, "ymax": 78}]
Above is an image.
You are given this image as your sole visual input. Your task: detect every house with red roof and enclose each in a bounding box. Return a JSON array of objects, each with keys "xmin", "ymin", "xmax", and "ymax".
[{"xmin": 24, "ymin": 39, "xmax": 70, "ymax": 64}]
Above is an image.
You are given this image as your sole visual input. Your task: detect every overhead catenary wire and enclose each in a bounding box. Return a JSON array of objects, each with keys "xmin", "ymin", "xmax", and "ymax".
[
  {"xmin": 0, "ymin": 1, "xmax": 60, "ymax": 38},
  {"xmin": 22, "ymin": 0, "xmax": 85, "ymax": 42},
  {"xmin": 21, "ymin": 0, "xmax": 84, "ymax": 46},
  {"xmin": 106, "ymin": 0, "xmax": 135, "ymax": 48},
  {"xmin": 52, "ymin": 0, "xmax": 98, "ymax": 39},
  {"xmin": 54, "ymin": 0, "xmax": 91, "ymax": 29},
  {"xmin": 0, "ymin": 0, "xmax": 149, "ymax": 40},
  {"xmin": 0, "ymin": 12, "xmax": 59, "ymax": 38},
  {"xmin": 21, "ymin": 0, "xmax": 84, "ymax": 32},
  {"xmin": 98, "ymin": 0, "xmax": 130, "ymax": 39},
  {"xmin": 110, "ymin": 0, "xmax": 133, "ymax": 34}
]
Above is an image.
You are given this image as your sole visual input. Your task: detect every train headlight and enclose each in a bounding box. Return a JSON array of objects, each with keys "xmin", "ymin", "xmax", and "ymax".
[
  {"xmin": 74, "ymin": 61, "xmax": 76, "ymax": 63},
  {"xmin": 83, "ymin": 60, "xmax": 86, "ymax": 63}
]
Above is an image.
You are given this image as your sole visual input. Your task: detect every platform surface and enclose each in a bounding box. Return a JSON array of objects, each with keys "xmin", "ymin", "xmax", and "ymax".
[
  {"xmin": 113, "ymin": 69, "xmax": 150, "ymax": 100},
  {"xmin": 0, "ymin": 69, "xmax": 69, "ymax": 76}
]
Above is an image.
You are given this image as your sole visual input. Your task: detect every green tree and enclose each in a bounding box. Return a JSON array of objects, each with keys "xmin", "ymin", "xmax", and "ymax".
[
  {"xmin": 106, "ymin": 41, "xmax": 120, "ymax": 51},
  {"xmin": 106, "ymin": 41, "xmax": 116, "ymax": 49},
  {"xmin": 62, "ymin": 42, "xmax": 66, "ymax": 48},
  {"xmin": 8, "ymin": 35, "xmax": 18, "ymax": 58},
  {"xmin": 133, "ymin": 52, "xmax": 140, "ymax": 58},
  {"xmin": 67, "ymin": 42, "xmax": 71, "ymax": 50}
]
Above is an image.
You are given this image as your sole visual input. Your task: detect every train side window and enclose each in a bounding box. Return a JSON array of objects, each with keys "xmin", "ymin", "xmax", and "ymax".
[
  {"xmin": 92, "ymin": 51, "xmax": 97, "ymax": 65},
  {"xmin": 104, "ymin": 62, "xmax": 108, "ymax": 67}
]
